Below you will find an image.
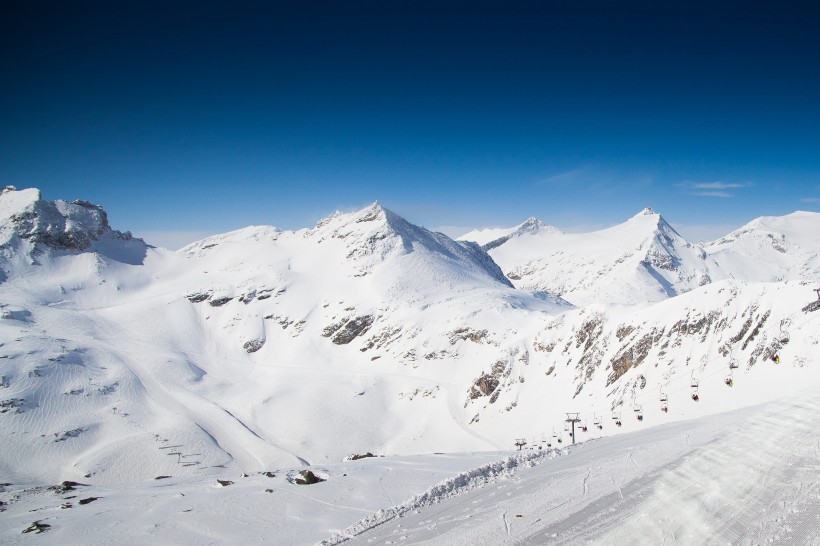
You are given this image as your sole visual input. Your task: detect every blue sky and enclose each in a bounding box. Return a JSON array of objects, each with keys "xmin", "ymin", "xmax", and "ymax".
[{"xmin": 2, "ymin": 0, "xmax": 819, "ymax": 248}]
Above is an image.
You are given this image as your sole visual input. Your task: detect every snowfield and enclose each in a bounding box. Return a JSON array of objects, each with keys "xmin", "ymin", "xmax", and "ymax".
[
  {"xmin": 2, "ymin": 393, "xmax": 817, "ymax": 545},
  {"xmin": 0, "ymin": 186, "xmax": 819, "ymax": 544}
]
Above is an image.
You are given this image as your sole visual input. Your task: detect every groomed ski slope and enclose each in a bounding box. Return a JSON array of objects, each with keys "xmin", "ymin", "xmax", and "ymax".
[
  {"xmin": 333, "ymin": 389, "xmax": 820, "ymax": 545},
  {"xmin": 3, "ymin": 391, "xmax": 817, "ymax": 545}
]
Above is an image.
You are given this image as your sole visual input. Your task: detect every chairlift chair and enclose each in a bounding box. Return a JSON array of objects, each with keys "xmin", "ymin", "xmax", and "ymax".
[
  {"xmin": 581, "ymin": 420, "xmax": 588, "ymax": 433},
  {"xmin": 659, "ymin": 388, "xmax": 668, "ymax": 412},
  {"xmin": 634, "ymin": 404, "xmax": 644, "ymax": 421},
  {"xmin": 690, "ymin": 372, "xmax": 700, "ymax": 400},
  {"xmin": 612, "ymin": 411, "xmax": 622, "ymax": 427},
  {"xmin": 779, "ymin": 320, "xmax": 790, "ymax": 344},
  {"xmin": 724, "ymin": 370, "xmax": 734, "ymax": 387}
]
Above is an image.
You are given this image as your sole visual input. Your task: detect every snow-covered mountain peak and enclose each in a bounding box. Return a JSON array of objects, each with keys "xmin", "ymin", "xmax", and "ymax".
[
  {"xmin": 485, "ymin": 208, "xmax": 713, "ymax": 305},
  {"xmin": 700, "ymin": 210, "xmax": 820, "ymax": 281},
  {"xmin": 301, "ymin": 203, "xmax": 513, "ymax": 288},
  {"xmin": 0, "ymin": 186, "xmax": 138, "ymax": 255},
  {"xmin": 459, "ymin": 216, "xmax": 560, "ymax": 250},
  {"xmin": 180, "ymin": 225, "xmax": 282, "ymax": 255}
]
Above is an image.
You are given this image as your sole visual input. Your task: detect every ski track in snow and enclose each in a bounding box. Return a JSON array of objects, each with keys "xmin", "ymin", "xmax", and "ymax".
[{"xmin": 332, "ymin": 391, "xmax": 820, "ymax": 545}]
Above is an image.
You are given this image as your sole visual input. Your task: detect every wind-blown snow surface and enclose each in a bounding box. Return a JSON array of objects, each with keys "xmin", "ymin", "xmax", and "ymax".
[{"xmin": 1, "ymin": 187, "xmax": 819, "ymax": 543}]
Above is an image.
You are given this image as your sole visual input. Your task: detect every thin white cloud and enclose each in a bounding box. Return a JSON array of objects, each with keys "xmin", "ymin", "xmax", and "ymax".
[
  {"xmin": 694, "ymin": 191, "xmax": 733, "ymax": 198},
  {"xmin": 534, "ymin": 168, "xmax": 589, "ymax": 186},
  {"xmin": 690, "ymin": 182, "xmax": 750, "ymax": 190},
  {"xmin": 678, "ymin": 181, "xmax": 751, "ymax": 198},
  {"xmin": 800, "ymin": 197, "xmax": 820, "ymax": 203}
]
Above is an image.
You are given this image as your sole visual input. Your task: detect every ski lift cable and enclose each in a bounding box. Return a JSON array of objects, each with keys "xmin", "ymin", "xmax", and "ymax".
[
  {"xmin": 613, "ymin": 302, "xmax": 820, "ymax": 411},
  {"xmin": 532, "ymin": 295, "xmax": 819, "ymax": 444}
]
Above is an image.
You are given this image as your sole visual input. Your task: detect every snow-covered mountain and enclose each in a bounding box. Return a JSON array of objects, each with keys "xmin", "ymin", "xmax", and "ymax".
[
  {"xmin": 463, "ymin": 208, "xmax": 820, "ymax": 308},
  {"xmin": 700, "ymin": 210, "xmax": 820, "ymax": 282},
  {"xmin": 1, "ymin": 187, "xmax": 818, "ymax": 510},
  {"xmin": 464, "ymin": 208, "xmax": 715, "ymax": 306},
  {"xmin": 459, "ymin": 216, "xmax": 560, "ymax": 251}
]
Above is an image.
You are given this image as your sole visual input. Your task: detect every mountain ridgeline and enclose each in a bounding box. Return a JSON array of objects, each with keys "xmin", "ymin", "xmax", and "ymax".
[{"xmin": 0, "ymin": 186, "xmax": 818, "ymax": 485}]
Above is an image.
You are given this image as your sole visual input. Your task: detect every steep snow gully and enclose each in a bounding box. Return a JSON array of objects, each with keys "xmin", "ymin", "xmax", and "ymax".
[{"xmin": 335, "ymin": 390, "xmax": 820, "ymax": 545}]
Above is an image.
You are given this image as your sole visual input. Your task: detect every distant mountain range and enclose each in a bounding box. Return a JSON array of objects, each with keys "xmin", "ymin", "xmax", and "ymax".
[
  {"xmin": 1, "ymin": 186, "xmax": 818, "ymax": 486},
  {"xmin": 460, "ymin": 208, "xmax": 820, "ymax": 306}
]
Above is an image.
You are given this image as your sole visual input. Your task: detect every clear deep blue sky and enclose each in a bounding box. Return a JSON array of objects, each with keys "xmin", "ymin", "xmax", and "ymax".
[{"xmin": 2, "ymin": 0, "xmax": 819, "ymax": 247}]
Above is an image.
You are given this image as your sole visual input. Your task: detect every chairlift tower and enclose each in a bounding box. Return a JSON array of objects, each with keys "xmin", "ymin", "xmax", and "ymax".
[
  {"xmin": 802, "ymin": 287, "xmax": 820, "ymax": 313},
  {"xmin": 565, "ymin": 412, "xmax": 581, "ymax": 445}
]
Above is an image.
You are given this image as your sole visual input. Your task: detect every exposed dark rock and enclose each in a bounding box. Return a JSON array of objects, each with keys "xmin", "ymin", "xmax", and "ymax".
[
  {"xmin": 449, "ymin": 327, "xmax": 489, "ymax": 345},
  {"xmin": 216, "ymin": 479, "xmax": 234, "ymax": 487},
  {"xmin": 329, "ymin": 315, "xmax": 374, "ymax": 345},
  {"xmin": 154, "ymin": 476, "xmax": 172, "ymax": 480},
  {"xmin": 22, "ymin": 521, "xmax": 50, "ymax": 534},
  {"xmin": 58, "ymin": 481, "xmax": 87, "ymax": 492},
  {"xmin": 294, "ymin": 470, "xmax": 323, "ymax": 485},
  {"xmin": 186, "ymin": 292, "xmax": 211, "ymax": 303},
  {"xmin": 533, "ymin": 341, "xmax": 555, "ymax": 353},
  {"xmin": 467, "ymin": 361, "xmax": 510, "ymax": 403},
  {"xmin": 260, "ymin": 472, "xmax": 276, "ymax": 478},
  {"xmin": 361, "ymin": 325, "xmax": 403, "ymax": 352},
  {"xmin": 243, "ymin": 338, "xmax": 265, "ymax": 353},
  {"xmin": 209, "ymin": 297, "xmax": 233, "ymax": 307},
  {"xmin": 54, "ymin": 427, "xmax": 86, "ymax": 442},
  {"xmin": 345, "ymin": 452, "xmax": 375, "ymax": 461},
  {"xmin": 78, "ymin": 497, "xmax": 99, "ymax": 505},
  {"xmin": 743, "ymin": 310, "xmax": 770, "ymax": 350},
  {"xmin": 0, "ymin": 398, "xmax": 26, "ymax": 413}
]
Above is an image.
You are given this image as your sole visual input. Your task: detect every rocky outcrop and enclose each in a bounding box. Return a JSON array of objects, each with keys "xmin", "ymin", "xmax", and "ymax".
[
  {"xmin": 323, "ymin": 315, "xmax": 375, "ymax": 345},
  {"xmin": 1, "ymin": 187, "xmax": 136, "ymax": 252},
  {"xmin": 243, "ymin": 339, "xmax": 265, "ymax": 353}
]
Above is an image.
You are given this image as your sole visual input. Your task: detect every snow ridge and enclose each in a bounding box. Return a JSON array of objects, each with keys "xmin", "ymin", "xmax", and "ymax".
[{"xmin": 322, "ymin": 449, "xmax": 559, "ymax": 545}]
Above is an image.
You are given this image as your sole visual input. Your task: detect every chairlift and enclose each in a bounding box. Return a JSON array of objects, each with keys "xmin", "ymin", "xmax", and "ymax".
[
  {"xmin": 634, "ymin": 404, "xmax": 644, "ymax": 421},
  {"xmin": 728, "ymin": 346, "xmax": 739, "ymax": 369},
  {"xmin": 724, "ymin": 369, "xmax": 734, "ymax": 387},
  {"xmin": 594, "ymin": 413, "xmax": 603, "ymax": 430},
  {"xmin": 691, "ymin": 372, "xmax": 700, "ymax": 401},
  {"xmin": 779, "ymin": 320, "xmax": 790, "ymax": 344},
  {"xmin": 659, "ymin": 387, "xmax": 669, "ymax": 412},
  {"xmin": 612, "ymin": 411, "xmax": 622, "ymax": 427}
]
